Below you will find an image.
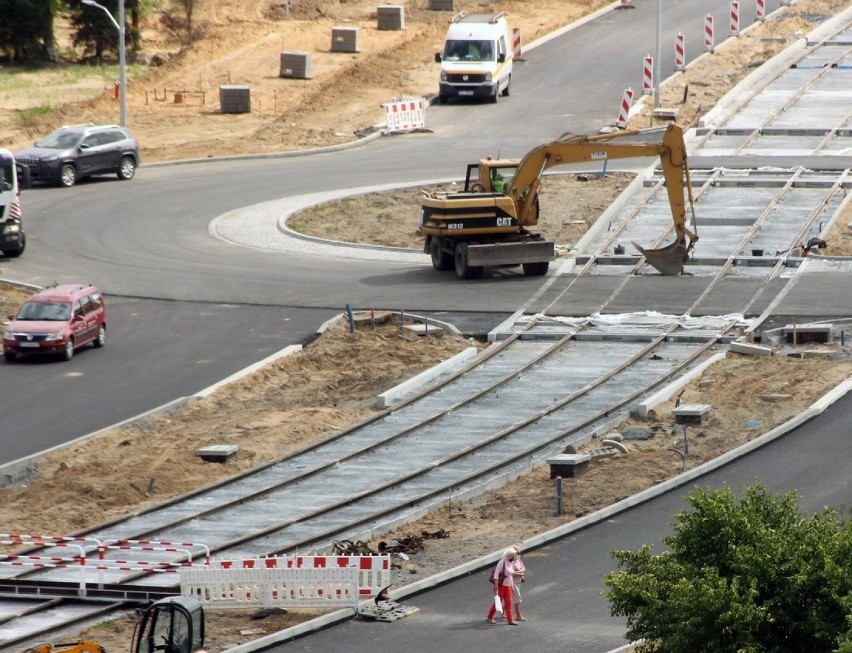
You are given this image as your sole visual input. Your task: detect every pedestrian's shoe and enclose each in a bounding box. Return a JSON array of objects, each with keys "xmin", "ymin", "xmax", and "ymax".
[
  {"xmin": 507, "ymin": 621, "xmax": 519, "ymax": 626},
  {"xmin": 486, "ymin": 618, "xmax": 496, "ymax": 624}
]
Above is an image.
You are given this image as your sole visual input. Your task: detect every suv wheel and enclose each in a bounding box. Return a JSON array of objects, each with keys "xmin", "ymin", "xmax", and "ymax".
[
  {"xmin": 94, "ymin": 324, "xmax": 106, "ymax": 348},
  {"xmin": 63, "ymin": 338, "xmax": 75, "ymax": 361},
  {"xmin": 59, "ymin": 163, "xmax": 78, "ymax": 187},
  {"xmin": 4, "ymin": 352, "xmax": 17, "ymax": 362},
  {"xmin": 117, "ymin": 156, "xmax": 136, "ymax": 181}
]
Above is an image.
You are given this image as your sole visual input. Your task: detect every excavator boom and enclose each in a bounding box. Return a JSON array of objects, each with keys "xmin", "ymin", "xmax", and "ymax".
[{"xmin": 419, "ymin": 123, "xmax": 698, "ymax": 278}]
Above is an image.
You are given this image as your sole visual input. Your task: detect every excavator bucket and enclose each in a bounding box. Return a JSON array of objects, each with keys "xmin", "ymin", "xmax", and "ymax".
[{"xmin": 632, "ymin": 240, "xmax": 686, "ymax": 276}]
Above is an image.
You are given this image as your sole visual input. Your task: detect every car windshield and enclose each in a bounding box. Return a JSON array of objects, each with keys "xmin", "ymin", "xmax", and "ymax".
[
  {"xmin": 35, "ymin": 130, "xmax": 83, "ymax": 150},
  {"xmin": 443, "ymin": 40, "xmax": 494, "ymax": 62},
  {"xmin": 17, "ymin": 301, "xmax": 72, "ymax": 321}
]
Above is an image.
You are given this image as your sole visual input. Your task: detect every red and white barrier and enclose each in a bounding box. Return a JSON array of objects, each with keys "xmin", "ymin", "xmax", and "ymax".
[
  {"xmin": 705, "ymin": 14, "xmax": 715, "ymax": 52},
  {"xmin": 674, "ymin": 33, "xmax": 685, "ymax": 71},
  {"xmin": 756, "ymin": 0, "xmax": 765, "ymax": 21},
  {"xmin": 512, "ymin": 27, "xmax": 522, "ymax": 59},
  {"xmin": 642, "ymin": 55, "xmax": 653, "ymax": 95},
  {"xmin": 182, "ymin": 566, "xmax": 361, "ymax": 609},
  {"xmin": 185, "ymin": 554, "xmax": 392, "ymax": 608},
  {"xmin": 384, "ymin": 97, "xmax": 426, "ymax": 132},
  {"xmin": 212, "ymin": 554, "xmax": 390, "ymax": 597},
  {"xmin": 616, "ymin": 87, "xmax": 634, "ymax": 129},
  {"xmin": 730, "ymin": 1, "xmax": 740, "ymax": 36}
]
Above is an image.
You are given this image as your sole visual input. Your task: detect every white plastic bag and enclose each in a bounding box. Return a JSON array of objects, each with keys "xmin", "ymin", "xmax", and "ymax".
[{"xmin": 493, "ymin": 594, "xmax": 503, "ymax": 614}]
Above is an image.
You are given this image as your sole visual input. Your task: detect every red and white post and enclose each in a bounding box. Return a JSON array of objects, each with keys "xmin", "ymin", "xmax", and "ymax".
[
  {"xmin": 756, "ymin": 0, "xmax": 765, "ymax": 21},
  {"xmin": 674, "ymin": 33, "xmax": 685, "ymax": 71},
  {"xmin": 642, "ymin": 55, "xmax": 653, "ymax": 95},
  {"xmin": 512, "ymin": 27, "xmax": 523, "ymax": 60},
  {"xmin": 730, "ymin": 1, "xmax": 740, "ymax": 36},
  {"xmin": 617, "ymin": 87, "xmax": 634, "ymax": 129},
  {"xmin": 704, "ymin": 14, "xmax": 715, "ymax": 52}
]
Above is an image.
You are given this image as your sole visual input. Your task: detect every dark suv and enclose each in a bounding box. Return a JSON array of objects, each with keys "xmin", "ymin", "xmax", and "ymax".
[{"xmin": 16, "ymin": 124, "xmax": 140, "ymax": 188}]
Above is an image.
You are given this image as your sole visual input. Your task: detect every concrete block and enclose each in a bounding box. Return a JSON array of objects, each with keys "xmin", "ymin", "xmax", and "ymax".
[
  {"xmin": 672, "ymin": 403, "xmax": 711, "ymax": 425},
  {"xmin": 783, "ymin": 324, "xmax": 831, "ymax": 344},
  {"xmin": 547, "ymin": 453, "xmax": 591, "ymax": 479},
  {"xmin": 197, "ymin": 444, "xmax": 239, "ymax": 463},
  {"xmin": 427, "ymin": 0, "xmax": 453, "ymax": 9},
  {"xmin": 404, "ymin": 323, "xmax": 444, "ymax": 337},
  {"xmin": 376, "ymin": 347, "xmax": 478, "ymax": 409},
  {"xmin": 729, "ymin": 341, "xmax": 773, "ymax": 356}
]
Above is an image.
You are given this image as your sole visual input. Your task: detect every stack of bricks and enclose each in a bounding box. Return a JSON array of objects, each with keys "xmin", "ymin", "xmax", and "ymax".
[
  {"xmin": 331, "ymin": 27, "xmax": 361, "ymax": 52},
  {"xmin": 280, "ymin": 52, "xmax": 312, "ymax": 79},
  {"xmin": 377, "ymin": 5, "xmax": 405, "ymax": 29}
]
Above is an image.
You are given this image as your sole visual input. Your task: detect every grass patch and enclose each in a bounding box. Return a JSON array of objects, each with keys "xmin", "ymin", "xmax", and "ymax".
[
  {"xmin": 18, "ymin": 105, "xmax": 53, "ymax": 122},
  {"xmin": 288, "ymin": 221, "xmax": 305, "ymax": 232}
]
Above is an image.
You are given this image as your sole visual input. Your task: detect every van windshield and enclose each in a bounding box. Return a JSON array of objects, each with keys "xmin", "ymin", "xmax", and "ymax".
[
  {"xmin": 444, "ymin": 40, "xmax": 495, "ymax": 62},
  {"xmin": 0, "ymin": 164, "xmax": 12, "ymax": 191},
  {"xmin": 17, "ymin": 301, "xmax": 72, "ymax": 321}
]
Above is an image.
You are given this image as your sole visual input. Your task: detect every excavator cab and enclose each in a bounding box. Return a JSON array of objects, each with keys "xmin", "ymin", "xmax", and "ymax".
[{"xmin": 132, "ymin": 596, "xmax": 205, "ymax": 653}]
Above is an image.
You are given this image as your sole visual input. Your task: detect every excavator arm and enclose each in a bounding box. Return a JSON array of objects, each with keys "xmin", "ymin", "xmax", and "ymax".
[{"xmin": 507, "ymin": 124, "xmax": 698, "ymax": 275}]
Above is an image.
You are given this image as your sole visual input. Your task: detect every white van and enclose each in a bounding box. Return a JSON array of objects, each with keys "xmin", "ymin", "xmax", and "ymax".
[
  {"xmin": 435, "ymin": 12, "xmax": 512, "ymax": 104},
  {"xmin": 0, "ymin": 148, "xmax": 26, "ymax": 258}
]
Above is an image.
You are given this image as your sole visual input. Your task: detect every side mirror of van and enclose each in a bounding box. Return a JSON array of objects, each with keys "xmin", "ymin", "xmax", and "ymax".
[
  {"xmin": 435, "ymin": 52, "xmax": 442, "ymax": 63},
  {"xmin": 498, "ymin": 53, "xmax": 506, "ymax": 63}
]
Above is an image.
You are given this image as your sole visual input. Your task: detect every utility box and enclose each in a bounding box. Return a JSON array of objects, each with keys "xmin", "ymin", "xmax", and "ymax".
[
  {"xmin": 197, "ymin": 444, "xmax": 239, "ymax": 463},
  {"xmin": 280, "ymin": 52, "xmax": 312, "ymax": 79},
  {"xmin": 377, "ymin": 5, "xmax": 405, "ymax": 30},
  {"xmin": 428, "ymin": 0, "xmax": 454, "ymax": 9},
  {"xmin": 331, "ymin": 27, "xmax": 361, "ymax": 52},
  {"xmin": 219, "ymin": 85, "xmax": 250, "ymax": 114},
  {"xmin": 547, "ymin": 453, "xmax": 591, "ymax": 479},
  {"xmin": 672, "ymin": 403, "xmax": 711, "ymax": 425}
]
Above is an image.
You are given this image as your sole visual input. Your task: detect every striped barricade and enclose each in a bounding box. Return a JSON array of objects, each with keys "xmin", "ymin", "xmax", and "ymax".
[
  {"xmin": 212, "ymin": 554, "xmax": 390, "ymax": 598},
  {"xmin": 383, "ymin": 97, "xmax": 426, "ymax": 132},
  {"xmin": 180, "ymin": 566, "xmax": 360, "ymax": 609}
]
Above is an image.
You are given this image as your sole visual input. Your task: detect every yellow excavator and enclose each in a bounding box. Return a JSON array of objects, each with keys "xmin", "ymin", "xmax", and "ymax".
[
  {"xmin": 24, "ymin": 596, "xmax": 205, "ymax": 653},
  {"xmin": 419, "ymin": 123, "xmax": 698, "ymax": 278}
]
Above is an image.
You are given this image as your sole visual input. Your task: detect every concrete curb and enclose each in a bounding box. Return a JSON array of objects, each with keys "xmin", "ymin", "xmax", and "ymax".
[
  {"xmin": 633, "ymin": 351, "xmax": 727, "ymax": 418},
  {"xmin": 376, "ymin": 346, "xmax": 479, "ymax": 409}
]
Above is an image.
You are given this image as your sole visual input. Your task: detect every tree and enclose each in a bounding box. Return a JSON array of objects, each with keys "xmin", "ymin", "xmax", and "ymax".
[
  {"xmin": 69, "ymin": 0, "xmax": 140, "ymax": 61},
  {"xmin": 0, "ymin": 0, "xmax": 54, "ymax": 63},
  {"xmin": 605, "ymin": 483, "xmax": 852, "ymax": 652}
]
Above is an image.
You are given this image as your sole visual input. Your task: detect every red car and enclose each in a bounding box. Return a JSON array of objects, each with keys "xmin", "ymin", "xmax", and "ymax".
[{"xmin": 3, "ymin": 284, "xmax": 107, "ymax": 362}]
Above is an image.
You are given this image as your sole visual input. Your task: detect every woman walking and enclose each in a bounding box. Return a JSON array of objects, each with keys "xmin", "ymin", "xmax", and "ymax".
[{"xmin": 486, "ymin": 547, "xmax": 523, "ymax": 625}]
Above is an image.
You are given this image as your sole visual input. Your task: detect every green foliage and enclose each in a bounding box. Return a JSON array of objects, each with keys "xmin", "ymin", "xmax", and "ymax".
[
  {"xmin": 605, "ymin": 483, "xmax": 852, "ymax": 653},
  {"xmin": 0, "ymin": 0, "xmax": 54, "ymax": 63},
  {"xmin": 18, "ymin": 105, "xmax": 54, "ymax": 121},
  {"xmin": 68, "ymin": 0, "xmax": 141, "ymax": 61}
]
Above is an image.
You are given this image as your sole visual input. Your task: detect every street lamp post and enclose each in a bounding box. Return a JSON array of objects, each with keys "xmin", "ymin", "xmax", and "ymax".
[{"xmin": 82, "ymin": 0, "xmax": 126, "ymax": 127}]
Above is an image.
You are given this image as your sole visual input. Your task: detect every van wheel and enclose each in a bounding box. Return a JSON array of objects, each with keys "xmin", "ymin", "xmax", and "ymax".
[
  {"xmin": 117, "ymin": 156, "xmax": 136, "ymax": 180},
  {"xmin": 59, "ymin": 163, "xmax": 78, "ymax": 187},
  {"xmin": 490, "ymin": 89, "xmax": 499, "ymax": 104},
  {"xmin": 438, "ymin": 94, "xmax": 449, "ymax": 104},
  {"xmin": 502, "ymin": 76, "xmax": 511, "ymax": 97},
  {"xmin": 63, "ymin": 338, "xmax": 74, "ymax": 361},
  {"xmin": 4, "ymin": 352, "xmax": 16, "ymax": 362},
  {"xmin": 94, "ymin": 324, "xmax": 106, "ymax": 348}
]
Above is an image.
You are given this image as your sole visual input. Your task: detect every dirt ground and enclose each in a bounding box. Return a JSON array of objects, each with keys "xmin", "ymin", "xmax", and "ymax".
[
  {"xmin": 1, "ymin": 302, "xmax": 851, "ymax": 651},
  {"xmin": 2, "ymin": 0, "xmax": 852, "ymax": 650}
]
